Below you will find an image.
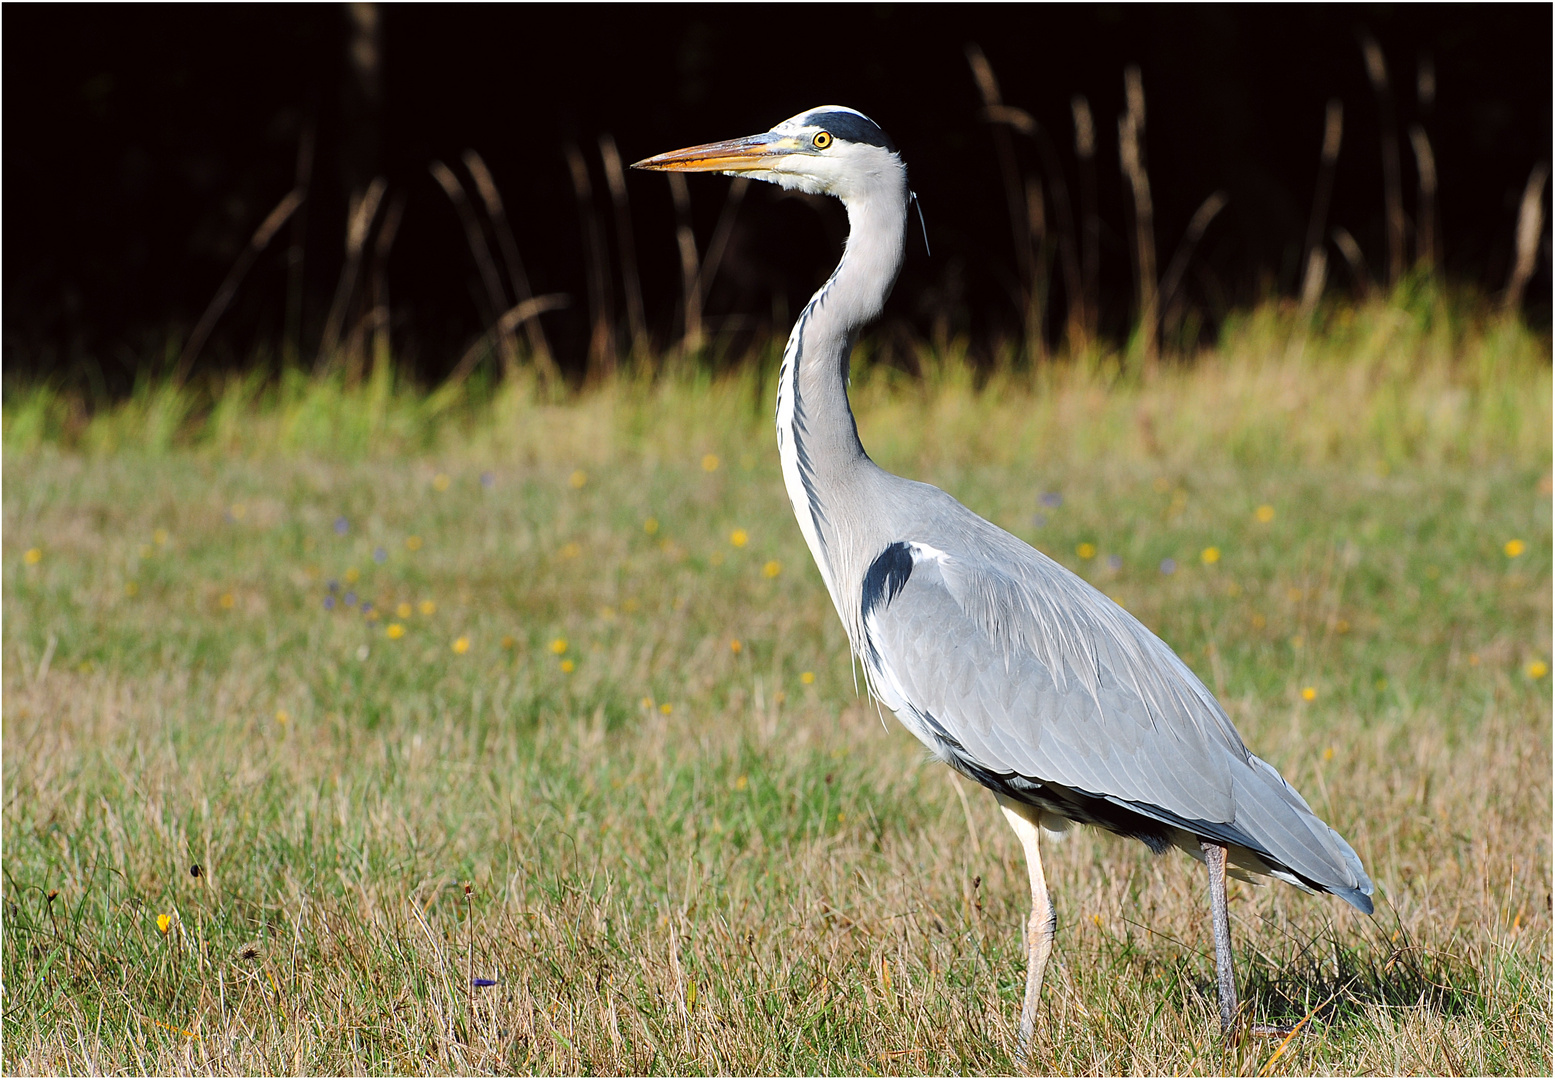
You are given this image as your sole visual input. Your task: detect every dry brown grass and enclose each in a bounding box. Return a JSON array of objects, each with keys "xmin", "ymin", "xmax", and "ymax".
[{"xmin": 4, "ymin": 309, "xmax": 1551, "ymax": 1073}]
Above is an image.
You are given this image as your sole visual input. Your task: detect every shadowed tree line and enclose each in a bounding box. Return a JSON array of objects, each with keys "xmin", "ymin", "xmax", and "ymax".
[{"xmin": 3, "ymin": 5, "xmax": 1549, "ymax": 393}]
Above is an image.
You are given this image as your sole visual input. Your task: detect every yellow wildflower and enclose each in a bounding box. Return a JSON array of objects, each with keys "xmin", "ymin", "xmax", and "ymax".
[
  {"xmin": 644, "ymin": 517, "xmax": 659, "ymax": 535},
  {"xmin": 1323, "ymin": 746, "xmax": 1334, "ymax": 761},
  {"xmin": 568, "ymin": 470, "xmax": 587, "ymax": 489},
  {"xmin": 1301, "ymin": 686, "xmax": 1316, "ymax": 701},
  {"xmin": 1528, "ymin": 661, "xmax": 1549, "ymax": 680},
  {"xmin": 659, "ymin": 703, "xmax": 673, "ymax": 714},
  {"xmin": 1201, "ymin": 547, "xmax": 1221, "ymax": 565},
  {"xmin": 219, "ymin": 593, "xmax": 236, "ymax": 610},
  {"xmin": 501, "ymin": 635, "xmax": 517, "ymax": 649},
  {"xmin": 452, "ymin": 636, "xmax": 470, "ymax": 655},
  {"xmin": 560, "ymin": 659, "xmax": 575, "ymax": 673},
  {"xmin": 405, "ymin": 536, "xmax": 423, "ymax": 552},
  {"xmin": 125, "ymin": 581, "xmax": 139, "ymax": 597},
  {"xmin": 157, "ymin": 914, "xmax": 172, "ymax": 934},
  {"xmin": 1076, "ymin": 542, "xmax": 1096, "ymax": 560},
  {"xmin": 396, "ymin": 602, "xmax": 412, "ymax": 619},
  {"xmin": 276, "ymin": 709, "xmax": 289, "ymax": 725},
  {"xmin": 800, "ymin": 671, "xmax": 815, "ymax": 685},
  {"xmin": 763, "ymin": 560, "xmax": 782, "ymax": 578},
  {"xmin": 1505, "ymin": 539, "xmax": 1526, "ymax": 558},
  {"xmin": 433, "ymin": 473, "xmax": 451, "ymax": 491},
  {"xmin": 1255, "ymin": 505, "xmax": 1275, "ymax": 523},
  {"xmin": 419, "ymin": 600, "xmax": 436, "ymax": 616},
  {"xmin": 387, "ymin": 624, "xmax": 405, "ymax": 639},
  {"xmin": 23, "ymin": 548, "xmax": 41, "ymax": 565},
  {"xmin": 730, "ymin": 529, "xmax": 748, "ymax": 548},
  {"xmin": 344, "ymin": 567, "xmax": 360, "ymax": 584},
  {"xmin": 701, "ymin": 454, "xmax": 720, "ymax": 472},
  {"xmin": 154, "ymin": 529, "xmax": 169, "ymax": 546},
  {"xmin": 550, "ymin": 638, "xmax": 568, "ymax": 655},
  {"xmin": 560, "ymin": 542, "xmax": 582, "ymax": 559},
  {"xmin": 735, "ymin": 775, "xmax": 748, "ymax": 790},
  {"xmin": 730, "ymin": 639, "xmax": 743, "ymax": 653}
]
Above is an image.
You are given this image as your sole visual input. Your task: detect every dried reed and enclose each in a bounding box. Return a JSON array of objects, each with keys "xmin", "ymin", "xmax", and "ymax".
[
  {"xmin": 1502, "ymin": 164, "xmax": 1549, "ymax": 314},
  {"xmin": 429, "ymin": 161, "xmax": 521, "ymax": 378},
  {"xmin": 598, "ymin": 134, "xmax": 649, "ymax": 361},
  {"xmin": 1158, "ymin": 190, "xmax": 1228, "ymax": 336},
  {"xmin": 1360, "ymin": 33, "xmax": 1406, "ymax": 286},
  {"xmin": 966, "ymin": 44, "xmax": 1039, "ymax": 358},
  {"xmin": 315, "ymin": 177, "xmax": 385, "ymax": 374},
  {"xmin": 446, "ymin": 295, "xmax": 570, "ymax": 389},
  {"xmin": 694, "ymin": 178, "xmax": 751, "ymax": 321},
  {"xmin": 174, "ymin": 188, "xmax": 305, "ymax": 384},
  {"xmin": 1118, "ymin": 66, "xmax": 1158, "ymax": 371},
  {"xmin": 367, "ymin": 193, "xmax": 405, "ymax": 378},
  {"xmin": 667, "ymin": 172, "xmax": 703, "ymax": 355},
  {"xmin": 564, "ymin": 143, "xmax": 617, "ymax": 377},
  {"xmin": 462, "ymin": 149, "xmax": 557, "ymax": 378},
  {"xmin": 1071, "ymin": 94, "xmax": 1100, "ymax": 344},
  {"xmin": 1300, "ymin": 101, "xmax": 1344, "ymax": 315},
  {"xmin": 1330, "ymin": 226, "xmax": 1372, "ymax": 296},
  {"xmin": 1408, "ymin": 125, "xmax": 1438, "ymax": 271}
]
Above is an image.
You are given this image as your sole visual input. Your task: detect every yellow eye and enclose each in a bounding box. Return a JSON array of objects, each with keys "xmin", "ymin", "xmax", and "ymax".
[{"xmin": 812, "ymin": 130, "xmax": 833, "ymax": 150}]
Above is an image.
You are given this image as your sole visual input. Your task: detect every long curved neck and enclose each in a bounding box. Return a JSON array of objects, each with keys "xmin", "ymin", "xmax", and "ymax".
[{"xmin": 775, "ymin": 176, "xmax": 909, "ymax": 629}]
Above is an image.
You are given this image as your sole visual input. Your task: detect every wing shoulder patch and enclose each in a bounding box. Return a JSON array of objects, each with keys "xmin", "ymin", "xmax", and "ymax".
[{"xmin": 861, "ymin": 541, "xmax": 917, "ymax": 620}]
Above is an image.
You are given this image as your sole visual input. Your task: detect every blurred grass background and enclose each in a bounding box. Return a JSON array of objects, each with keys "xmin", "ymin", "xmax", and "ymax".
[{"xmin": 4, "ymin": 296, "xmax": 1550, "ymax": 1073}]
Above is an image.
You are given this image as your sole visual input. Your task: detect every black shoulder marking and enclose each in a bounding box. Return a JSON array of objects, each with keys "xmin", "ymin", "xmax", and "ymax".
[
  {"xmin": 862, "ymin": 541, "xmax": 914, "ymax": 619},
  {"xmin": 805, "ymin": 109, "xmax": 897, "ymax": 153}
]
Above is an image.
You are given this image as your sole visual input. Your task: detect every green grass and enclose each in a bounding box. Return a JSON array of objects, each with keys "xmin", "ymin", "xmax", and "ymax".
[{"xmin": 4, "ymin": 300, "xmax": 1551, "ymax": 1074}]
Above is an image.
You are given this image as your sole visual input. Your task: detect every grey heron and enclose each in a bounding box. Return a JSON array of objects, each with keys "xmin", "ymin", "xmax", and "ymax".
[{"xmin": 634, "ymin": 107, "xmax": 1374, "ymax": 1059}]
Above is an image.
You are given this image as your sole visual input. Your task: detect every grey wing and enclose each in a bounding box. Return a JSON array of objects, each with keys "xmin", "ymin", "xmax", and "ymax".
[{"xmin": 860, "ymin": 538, "xmax": 1373, "ymax": 910}]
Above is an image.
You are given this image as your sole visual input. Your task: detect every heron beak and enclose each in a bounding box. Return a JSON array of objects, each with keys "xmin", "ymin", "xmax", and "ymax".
[{"xmin": 631, "ymin": 133, "xmax": 799, "ymax": 174}]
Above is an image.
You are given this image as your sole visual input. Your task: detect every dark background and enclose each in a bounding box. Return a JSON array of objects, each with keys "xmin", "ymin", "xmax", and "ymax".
[{"xmin": 4, "ymin": 4, "xmax": 1550, "ymax": 391}]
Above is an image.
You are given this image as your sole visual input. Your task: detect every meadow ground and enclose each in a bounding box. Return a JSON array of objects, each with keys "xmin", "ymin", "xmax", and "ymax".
[{"xmin": 4, "ymin": 304, "xmax": 1552, "ymax": 1074}]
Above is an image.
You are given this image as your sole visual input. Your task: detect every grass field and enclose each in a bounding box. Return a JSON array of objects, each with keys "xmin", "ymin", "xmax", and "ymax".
[{"xmin": 4, "ymin": 303, "xmax": 1552, "ymax": 1074}]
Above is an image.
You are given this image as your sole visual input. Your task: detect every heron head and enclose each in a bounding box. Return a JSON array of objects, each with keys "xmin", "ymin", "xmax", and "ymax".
[{"xmin": 632, "ymin": 106, "xmax": 904, "ymax": 202}]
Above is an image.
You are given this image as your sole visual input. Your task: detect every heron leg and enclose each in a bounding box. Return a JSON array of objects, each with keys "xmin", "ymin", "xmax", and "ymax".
[
  {"xmin": 1200, "ymin": 840, "xmax": 1238, "ymax": 1034},
  {"xmin": 998, "ymin": 798, "xmax": 1055, "ymax": 1070}
]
